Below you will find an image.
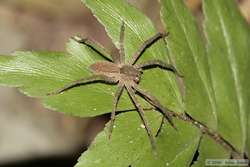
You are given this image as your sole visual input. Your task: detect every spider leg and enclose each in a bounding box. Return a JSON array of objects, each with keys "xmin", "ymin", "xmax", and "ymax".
[
  {"xmin": 108, "ymin": 84, "xmax": 124, "ymax": 139},
  {"xmin": 155, "ymin": 116, "xmax": 165, "ymax": 137},
  {"xmin": 126, "ymin": 85, "xmax": 157, "ymax": 154},
  {"xmin": 107, "ymin": 21, "xmax": 126, "ymax": 64},
  {"xmin": 119, "ymin": 21, "xmax": 125, "ymax": 64},
  {"xmin": 72, "ymin": 36, "xmax": 112, "ymax": 62},
  {"xmin": 129, "ymin": 32, "xmax": 169, "ymax": 65},
  {"xmin": 132, "ymin": 84, "xmax": 177, "ymax": 130},
  {"xmin": 135, "ymin": 59, "xmax": 183, "ymax": 77},
  {"xmin": 47, "ymin": 74, "xmax": 117, "ymax": 95}
]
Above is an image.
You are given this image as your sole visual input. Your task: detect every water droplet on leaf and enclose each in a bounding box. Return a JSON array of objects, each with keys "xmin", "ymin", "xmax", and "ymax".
[{"xmin": 140, "ymin": 124, "xmax": 145, "ymax": 129}]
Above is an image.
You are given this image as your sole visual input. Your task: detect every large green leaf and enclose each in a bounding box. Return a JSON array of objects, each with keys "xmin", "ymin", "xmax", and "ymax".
[
  {"xmin": 160, "ymin": 0, "xmax": 226, "ymax": 163},
  {"xmin": 160, "ymin": 0, "xmax": 216, "ymax": 128},
  {"xmin": 203, "ymin": 0, "xmax": 250, "ymax": 153},
  {"xmin": 0, "ymin": 40, "xmax": 133, "ymax": 117},
  {"xmin": 76, "ymin": 111, "xmax": 200, "ymax": 167},
  {"xmin": 82, "ymin": 0, "xmax": 183, "ymax": 113},
  {"xmin": 161, "ymin": 0, "xmax": 250, "ymax": 163}
]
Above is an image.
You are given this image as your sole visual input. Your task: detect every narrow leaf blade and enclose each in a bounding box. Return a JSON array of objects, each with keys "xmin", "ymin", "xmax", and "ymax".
[
  {"xmin": 203, "ymin": 0, "xmax": 250, "ymax": 152},
  {"xmin": 160, "ymin": 0, "xmax": 216, "ymax": 128}
]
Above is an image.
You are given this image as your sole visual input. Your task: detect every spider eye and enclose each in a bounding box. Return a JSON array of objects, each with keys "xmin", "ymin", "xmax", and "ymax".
[{"xmin": 135, "ymin": 76, "xmax": 140, "ymax": 82}]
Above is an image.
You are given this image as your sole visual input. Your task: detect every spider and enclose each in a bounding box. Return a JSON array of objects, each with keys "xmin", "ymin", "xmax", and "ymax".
[{"xmin": 48, "ymin": 21, "xmax": 181, "ymax": 152}]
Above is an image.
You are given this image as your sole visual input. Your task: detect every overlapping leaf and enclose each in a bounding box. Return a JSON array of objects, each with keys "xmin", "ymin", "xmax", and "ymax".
[
  {"xmin": 160, "ymin": 0, "xmax": 230, "ymax": 164},
  {"xmin": 203, "ymin": 0, "xmax": 250, "ymax": 153},
  {"xmin": 160, "ymin": 0, "xmax": 216, "ymax": 129},
  {"xmin": 161, "ymin": 0, "xmax": 250, "ymax": 165}
]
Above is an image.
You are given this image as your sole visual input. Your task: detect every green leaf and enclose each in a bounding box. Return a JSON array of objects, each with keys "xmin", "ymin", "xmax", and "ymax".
[
  {"xmin": 248, "ymin": 114, "xmax": 250, "ymax": 155},
  {"xmin": 191, "ymin": 137, "xmax": 230, "ymax": 167},
  {"xmin": 161, "ymin": 0, "xmax": 250, "ymax": 162},
  {"xmin": 76, "ymin": 111, "xmax": 161, "ymax": 167},
  {"xmin": 0, "ymin": 40, "xmax": 133, "ymax": 117},
  {"xmin": 203, "ymin": 0, "xmax": 250, "ymax": 152},
  {"xmin": 82, "ymin": 0, "xmax": 183, "ymax": 113},
  {"xmin": 76, "ymin": 111, "xmax": 200, "ymax": 167},
  {"xmin": 160, "ymin": 0, "xmax": 217, "ymax": 128},
  {"xmin": 131, "ymin": 120, "xmax": 200, "ymax": 167}
]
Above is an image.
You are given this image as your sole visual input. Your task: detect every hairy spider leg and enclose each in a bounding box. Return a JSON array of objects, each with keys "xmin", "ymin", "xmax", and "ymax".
[
  {"xmin": 135, "ymin": 59, "xmax": 183, "ymax": 77},
  {"xmin": 47, "ymin": 74, "xmax": 117, "ymax": 95},
  {"xmin": 156, "ymin": 116, "xmax": 165, "ymax": 137},
  {"xmin": 109, "ymin": 21, "xmax": 126, "ymax": 64},
  {"xmin": 72, "ymin": 36, "xmax": 112, "ymax": 62},
  {"xmin": 131, "ymin": 91, "xmax": 174, "ymax": 137},
  {"xmin": 108, "ymin": 83, "xmax": 124, "ymax": 139},
  {"xmin": 126, "ymin": 85, "xmax": 157, "ymax": 154},
  {"xmin": 119, "ymin": 21, "xmax": 125, "ymax": 64},
  {"xmin": 129, "ymin": 32, "xmax": 169, "ymax": 65},
  {"xmin": 132, "ymin": 84, "xmax": 177, "ymax": 130}
]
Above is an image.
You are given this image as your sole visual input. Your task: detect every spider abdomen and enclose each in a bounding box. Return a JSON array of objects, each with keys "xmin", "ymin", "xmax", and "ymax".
[{"xmin": 90, "ymin": 61, "xmax": 120, "ymax": 74}]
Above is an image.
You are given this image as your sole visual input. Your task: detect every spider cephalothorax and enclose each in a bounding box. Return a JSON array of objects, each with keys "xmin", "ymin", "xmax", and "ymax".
[
  {"xmin": 48, "ymin": 21, "xmax": 181, "ymax": 153},
  {"xmin": 119, "ymin": 64, "xmax": 142, "ymax": 83}
]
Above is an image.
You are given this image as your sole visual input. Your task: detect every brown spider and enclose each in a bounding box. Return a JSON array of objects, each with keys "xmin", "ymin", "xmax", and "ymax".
[{"xmin": 48, "ymin": 22, "xmax": 181, "ymax": 152}]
